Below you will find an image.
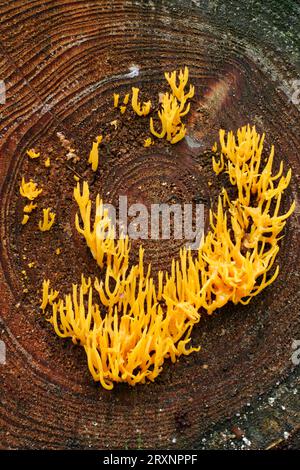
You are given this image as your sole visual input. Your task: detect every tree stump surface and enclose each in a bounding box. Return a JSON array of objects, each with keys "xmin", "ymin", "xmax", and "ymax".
[{"xmin": 0, "ymin": 0, "xmax": 299, "ymax": 450}]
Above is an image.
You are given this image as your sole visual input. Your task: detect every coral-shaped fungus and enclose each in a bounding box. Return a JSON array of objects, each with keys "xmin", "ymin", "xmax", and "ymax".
[
  {"xmin": 40, "ymin": 123, "xmax": 294, "ymax": 389},
  {"xmin": 24, "ymin": 202, "xmax": 37, "ymax": 213},
  {"xmin": 150, "ymin": 67, "xmax": 194, "ymax": 143},
  {"xmin": 26, "ymin": 149, "xmax": 40, "ymax": 159},
  {"xmin": 38, "ymin": 208, "xmax": 56, "ymax": 231},
  {"xmin": 88, "ymin": 135, "xmax": 102, "ymax": 172},
  {"xmin": 21, "ymin": 214, "xmax": 29, "ymax": 225},
  {"xmin": 131, "ymin": 87, "xmax": 151, "ymax": 116},
  {"xmin": 20, "ymin": 177, "xmax": 43, "ymax": 200},
  {"xmin": 150, "ymin": 92, "xmax": 188, "ymax": 143}
]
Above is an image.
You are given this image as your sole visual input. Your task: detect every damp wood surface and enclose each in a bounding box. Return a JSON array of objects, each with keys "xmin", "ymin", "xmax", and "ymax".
[{"xmin": 0, "ymin": 0, "xmax": 299, "ymax": 450}]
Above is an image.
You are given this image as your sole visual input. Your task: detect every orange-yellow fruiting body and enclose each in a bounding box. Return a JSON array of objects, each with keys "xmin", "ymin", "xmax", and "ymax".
[
  {"xmin": 144, "ymin": 137, "xmax": 153, "ymax": 147},
  {"xmin": 120, "ymin": 106, "xmax": 126, "ymax": 114},
  {"xmin": 150, "ymin": 92, "xmax": 187, "ymax": 143},
  {"xmin": 21, "ymin": 214, "xmax": 29, "ymax": 225},
  {"xmin": 45, "ymin": 157, "xmax": 51, "ymax": 167},
  {"xmin": 24, "ymin": 202, "xmax": 37, "ymax": 213},
  {"xmin": 88, "ymin": 135, "xmax": 102, "ymax": 172},
  {"xmin": 40, "ymin": 123, "xmax": 294, "ymax": 390},
  {"xmin": 20, "ymin": 177, "xmax": 43, "ymax": 200},
  {"xmin": 150, "ymin": 67, "xmax": 194, "ymax": 144},
  {"xmin": 113, "ymin": 93, "xmax": 119, "ymax": 108},
  {"xmin": 131, "ymin": 87, "xmax": 151, "ymax": 116},
  {"xmin": 41, "ymin": 279, "xmax": 59, "ymax": 310},
  {"xmin": 164, "ymin": 66, "xmax": 195, "ymax": 103},
  {"xmin": 38, "ymin": 208, "xmax": 56, "ymax": 231},
  {"xmin": 26, "ymin": 149, "xmax": 40, "ymax": 159},
  {"xmin": 43, "ymin": 252, "xmax": 200, "ymax": 390},
  {"xmin": 123, "ymin": 93, "xmax": 130, "ymax": 105},
  {"xmin": 74, "ymin": 181, "xmax": 130, "ymax": 278}
]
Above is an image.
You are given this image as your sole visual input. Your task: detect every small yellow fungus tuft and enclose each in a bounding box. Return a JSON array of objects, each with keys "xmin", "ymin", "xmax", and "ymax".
[
  {"xmin": 212, "ymin": 142, "xmax": 217, "ymax": 152},
  {"xmin": 26, "ymin": 149, "xmax": 40, "ymax": 159},
  {"xmin": 123, "ymin": 93, "xmax": 130, "ymax": 105},
  {"xmin": 21, "ymin": 214, "xmax": 29, "ymax": 225},
  {"xmin": 150, "ymin": 67, "xmax": 193, "ymax": 144},
  {"xmin": 24, "ymin": 202, "xmax": 37, "ymax": 213},
  {"xmin": 20, "ymin": 178, "xmax": 43, "ymax": 201},
  {"xmin": 41, "ymin": 280, "xmax": 59, "ymax": 310},
  {"xmin": 88, "ymin": 135, "xmax": 103, "ymax": 172},
  {"xmin": 150, "ymin": 92, "xmax": 187, "ymax": 143},
  {"xmin": 38, "ymin": 208, "xmax": 56, "ymax": 231},
  {"xmin": 55, "ymin": 248, "xmax": 61, "ymax": 255},
  {"xmin": 113, "ymin": 93, "xmax": 119, "ymax": 108},
  {"xmin": 164, "ymin": 66, "xmax": 195, "ymax": 103},
  {"xmin": 131, "ymin": 87, "xmax": 151, "ymax": 116},
  {"xmin": 74, "ymin": 175, "xmax": 80, "ymax": 182},
  {"xmin": 74, "ymin": 181, "xmax": 130, "ymax": 277},
  {"xmin": 44, "ymin": 157, "xmax": 51, "ymax": 167},
  {"xmin": 144, "ymin": 137, "xmax": 153, "ymax": 147},
  {"xmin": 120, "ymin": 106, "xmax": 126, "ymax": 114}
]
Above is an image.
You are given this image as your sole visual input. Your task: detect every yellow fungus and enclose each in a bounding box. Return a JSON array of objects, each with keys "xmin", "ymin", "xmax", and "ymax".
[
  {"xmin": 113, "ymin": 93, "xmax": 119, "ymax": 108},
  {"xmin": 24, "ymin": 202, "xmax": 37, "ymax": 213},
  {"xmin": 38, "ymin": 208, "xmax": 56, "ymax": 231},
  {"xmin": 88, "ymin": 135, "xmax": 102, "ymax": 172},
  {"xmin": 26, "ymin": 149, "xmax": 40, "ymax": 159},
  {"xmin": 131, "ymin": 87, "xmax": 151, "ymax": 116},
  {"xmin": 144, "ymin": 137, "xmax": 153, "ymax": 147},
  {"xmin": 150, "ymin": 92, "xmax": 187, "ymax": 143},
  {"xmin": 55, "ymin": 248, "xmax": 61, "ymax": 255},
  {"xmin": 120, "ymin": 106, "xmax": 126, "ymax": 114},
  {"xmin": 21, "ymin": 214, "xmax": 29, "ymax": 225},
  {"xmin": 74, "ymin": 175, "xmax": 80, "ymax": 182},
  {"xmin": 212, "ymin": 142, "xmax": 217, "ymax": 152},
  {"xmin": 41, "ymin": 280, "xmax": 59, "ymax": 310},
  {"xmin": 43, "ymin": 259, "xmax": 200, "ymax": 389},
  {"xmin": 39, "ymin": 122, "xmax": 294, "ymax": 390},
  {"xmin": 74, "ymin": 181, "xmax": 130, "ymax": 277},
  {"xmin": 44, "ymin": 157, "xmax": 51, "ymax": 167},
  {"xmin": 150, "ymin": 67, "xmax": 193, "ymax": 144},
  {"xmin": 164, "ymin": 66, "xmax": 195, "ymax": 103},
  {"xmin": 123, "ymin": 93, "xmax": 130, "ymax": 105},
  {"xmin": 20, "ymin": 178, "xmax": 43, "ymax": 201}
]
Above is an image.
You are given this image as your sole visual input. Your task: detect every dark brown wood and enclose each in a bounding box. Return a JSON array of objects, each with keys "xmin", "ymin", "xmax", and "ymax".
[{"xmin": 0, "ymin": 0, "xmax": 299, "ymax": 450}]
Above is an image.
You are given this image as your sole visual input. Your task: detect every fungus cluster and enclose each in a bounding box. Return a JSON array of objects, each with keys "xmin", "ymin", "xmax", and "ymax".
[
  {"xmin": 40, "ymin": 124, "xmax": 294, "ymax": 389},
  {"xmin": 112, "ymin": 66, "xmax": 194, "ymax": 144},
  {"xmin": 20, "ymin": 152, "xmax": 55, "ymax": 229},
  {"xmin": 150, "ymin": 67, "xmax": 194, "ymax": 143}
]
